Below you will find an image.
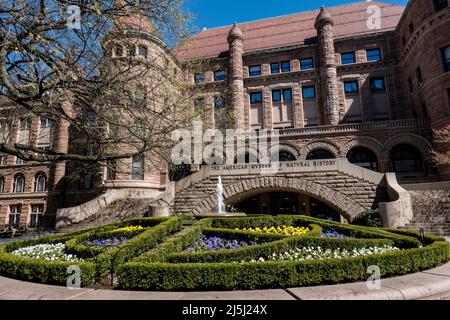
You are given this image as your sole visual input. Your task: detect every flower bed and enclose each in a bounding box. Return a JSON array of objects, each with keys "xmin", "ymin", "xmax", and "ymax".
[
  {"xmin": 249, "ymin": 245, "xmax": 399, "ymax": 262},
  {"xmin": 117, "ymin": 215, "xmax": 450, "ymax": 291},
  {"xmin": 238, "ymin": 225, "xmax": 310, "ymax": 236},
  {"xmin": 186, "ymin": 235, "xmax": 260, "ymax": 253},
  {"xmin": 84, "ymin": 236, "xmax": 129, "ymax": 249},
  {"xmin": 11, "ymin": 243, "xmax": 83, "ymax": 262}
]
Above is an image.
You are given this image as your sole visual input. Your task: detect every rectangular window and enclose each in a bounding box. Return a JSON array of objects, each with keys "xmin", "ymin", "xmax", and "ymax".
[
  {"xmin": 250, "ymin": 92, "xmax": 263, "ymax": 104},
  {"xmin": 283, "ymin": 89, "xmax": 293, "ymax": 101},
  {"xmin": 270, "ymin": 63, "xmax": 280, "ymax": 74},
  {"xmin": 0, "ymin": 154, "xmax": 7, "ymax": 165},
  {"xmin": 366, "ymin": 48, "xmax": 382, "ymax": 62},
  {"xmin": 194, "ymin": 73, "xmax": 205, "ymax": 84},
  {"xmin": 214, "ymin": 70, "xmax": 226, "ymax": 82},
  {"xmin": 29, "ymin": 204, "xmax": 44, "ymax": 228},
  {"xmin": 195, "ymin": 98, "xmax": 205, "ymax": 110},
  {"xmin": 434, "ymin": 0, "xmax": 448, "ymax": 11},
  {"xmin": 272, "ymin": 90, "xmax": 281, "ymax": 102},
  {"xmin": 20, "ymin": 118, "xmax": 31, "ymax": 130},
  {"xmin": 370, "ymin": 78, "xmax": 386, "ymax": 93},
  {"xmin": 9, "ymin": 205, "xmax": 21, "ymax": 227},
  {"xmin": 416, "ymin": 67, "xmax": 423, "ymax": 87},
  {"xmin": 344, "ymin": 81, "xmax": 359, "ymax": 94},
  {"xmin": 300, "ymin": 58, "xmax": 314, "ymax": 70},
  {"xmin": 409, "ymin": 22, "xmax": 414, "ymax": 35},
  {"xmin": 132, "ymin": 154, "xmax": 145, "ymax": 181},
  {"xmin": 249, "ymin": 65, "xmax": 262, "ymax": 77},
  {"xmin": 214, "ymin": 96, "xmax": 224, "ymax": 108},
  {"xmin": 442, "ymin": 46, "xmax": 450, "ymax": 72},
  {"xmin": 408, "ymin": 78, "xmax": 414, "ymax": 95},
  {"xmin": 341, "ymin": 52, "xmax": 356, "ymax": 65},
  {"xmin": 302, "ymin": 86, "xmax": 316, "ymax": 100},
  {"xmin": 281, "ymin": 61, "xmax": 291, "ymax": 73},
  {"xmin": 16, "ymin": 157, "xmax": 25, "ymax": 165}
]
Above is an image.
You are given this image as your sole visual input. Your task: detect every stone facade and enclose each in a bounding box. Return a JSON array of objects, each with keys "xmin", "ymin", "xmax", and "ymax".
[{"xmin": 0, "ymin": 0, "xmax": 449, "ymax": 230}]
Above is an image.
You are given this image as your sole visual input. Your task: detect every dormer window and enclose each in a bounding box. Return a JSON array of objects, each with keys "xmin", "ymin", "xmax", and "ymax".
[
  {"xmin": 138, "ymin": 45, "xmax": 148, "ymax": 58},
  {"xmin": 114, "ymin": 45, "xmax": 124, "ymax": 57}
]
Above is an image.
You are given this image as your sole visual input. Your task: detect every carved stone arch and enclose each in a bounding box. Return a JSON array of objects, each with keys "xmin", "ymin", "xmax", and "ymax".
[
  {"xmin": 384, "ymin": 133, "xmax": 433, "ymax": 160},
  {"xmin": 193, "ymin": 176, "xmax": 366, "ymax": 219},
  {"xmin": 339, "ymin": 137, "xmax": 385, "ymax": 159},
  {"xmin": 268, "ymin": 143, "xmax": 301, "ymax": 160},
  {"xmin": 298, "ymin": 140, "xmax": 340, "ymax": 160}
]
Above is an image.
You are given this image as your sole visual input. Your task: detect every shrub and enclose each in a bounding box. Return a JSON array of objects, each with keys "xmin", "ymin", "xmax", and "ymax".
[{"xmin": 351, "ymin": 209, "xmax": 383, "ymax": 227}]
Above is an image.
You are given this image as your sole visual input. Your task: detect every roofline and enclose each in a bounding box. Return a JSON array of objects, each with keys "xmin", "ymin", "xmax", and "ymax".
[{"xmin": 193, "ymin": 1, "xmax": 405, "ymax": 34}]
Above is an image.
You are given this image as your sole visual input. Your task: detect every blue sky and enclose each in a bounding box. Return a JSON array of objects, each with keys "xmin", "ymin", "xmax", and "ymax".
[{"xmin": 183, "ymin": 0, "xmax": 409, "ymax": 31}]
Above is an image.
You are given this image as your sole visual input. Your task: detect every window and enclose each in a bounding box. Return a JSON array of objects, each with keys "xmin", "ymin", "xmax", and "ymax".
[
  {"xmin": 29, "ymin": 204, "xmax": 44, "ymax": 228},
  {"xmin": 277, "ymin": 151, "xmax": 296, "ymax": 162},
  {"xmin": 408, "ymin": 78, "xmax": 414, "ymax": 95},
  {"xmin": 0, "ymin": 154, "xmax": 7, "ymax": 165},
  {"xmin": 272, "ymin": 90, "xmax": 281, "ymax": 102},
  {"xmin": 34, "ymin": 173, "xmax": 47, "ymax": 192},
  {"xmin": 442, "ymin": 46, "xmax": 450, "ymax": 72},
  {"xmin": 0, "ymin": 176, "xmax": 4, "ymax": 193},
  {"xmin": 80, "ymin": 173, "xmax": 93, "ymax": 190},
  {"xmin": 133, "ymin": 85, "xmax": 147, "ymax": 107},
  {"xmin": 366, "ymin": 48, "xmax": 381, "ymax": 62},
  {"xmin": 194, "ymin": 73, "xmax": 205, "ymax": 84},
  {"xmin": 272, "ymin": 89, "xmax": 292, "ymax": 102},
  {"xmin": 408, "ymin": 22, "xmax": 414, "ymax": 35},
  {"xmin": 114, "ymin": 45, "xmax": 124, "ymax": 57},
  {"xmin": 390, "ymin": 144, "xmax": 424, "ymax": 173},
  {"xmin": 281, "ymin": 61, "xmax": 291, "ymax": 73},
  {"xmin": 300, "ymin": 58, "xmax": 314, "ymax": 70},
  {"xmin": 302, "ymin": 86, "xmax": 316, "ymax": 99},
  {"xmin": 341, "ymin": 52, "xmax": 356, "ymax": 64},
  {"xmin": 250, "ymin": 92, "xmax": 263, "ymax": 104},
  {"xmin": 195, "ymin": 98, "xmax": 205, "ymax": 110},
  {"xmin": 214, "ymin": 96, "xmax": 224, "ymax": 108},
  {"xmin": 138, "ymin": 45, "xmax": 148, "ymax": 58},
  {"xmin": 283, "ymin": 89, "xmax": 292, "ymax": 101},
  {"xmin": 344, "ymin": 81, "xmax": 359, "ymax": 94},
  {"xmin": 128, "ymin": 44, "xmax": 136, "ymax": 57},
  {"xmin": 107, "ymin": 160, "xmax": 117, "ymax": 181},
  {"xmin": 132, "ymin": 154, "xmax": 145, "ymax": 180},
  {"xmin": 434, "ymin": 0, "xmax": 448, "ymax": 11},
  {"xmin": 20, "ymin": 118, "xmax": 31, "ymax": 130},
  {"xmin": 214, "ymin": 70, "xmax": 226, "ymax": 82},
  {"xmin": 270, "ymin": 63, "xmax": 280, "ymax": 74},
  {"xmin": 13, "ymin": 175, "xmax": 25, "ymax": 193},
  {"xmin": 249, "ymin": 65, "xmax": 262, "ymax": 77},
  {"xmin": 16, "ymin": 157, "xmax": 25, "ymax": 165},
  {"xmin": 347, "ymin": 147, "xmax": 379, "ymax": 171},
  {"xmin": 416, "ymin": 67, "xmax": 423, "ymax": 87},
  {"xmin": 40, "ymin": 116, "xmax": 52, "ymax": 128},
  {"xmin": 9, "ymin": 205, "xmax": 21, "ymax": 227},
  {"xmin": 370, "ymin": 78, "xmax": 386, "ymax": 93},
  {"xmin": 307, "ymin": 149, "xmax": 334, "ymax": 160}
]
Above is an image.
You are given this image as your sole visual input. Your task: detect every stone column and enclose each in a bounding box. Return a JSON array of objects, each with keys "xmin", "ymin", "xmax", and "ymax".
[
  {"xmin": 315, "ymin": 6, "xmax": 340, "ymax": 126},
  {"xmin": 227, "ymin": 23, "xmax": 245, "ymax": 130}
]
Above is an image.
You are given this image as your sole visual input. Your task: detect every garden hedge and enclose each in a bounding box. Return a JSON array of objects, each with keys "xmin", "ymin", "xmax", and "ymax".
[
  {"xmin": 117, "ymin": 215, "xmax": 450, "ymax": 291},
  {"xmin": 0, "ymin": 216, "xmax": 183, "ymax": 286}
]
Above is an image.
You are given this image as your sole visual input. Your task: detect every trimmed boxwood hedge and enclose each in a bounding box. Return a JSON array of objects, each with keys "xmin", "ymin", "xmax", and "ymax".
[
  {"xmin": 0, "ymin": 217, "xmax": 183, "ymax": 287},
  {"xmin": 116, "ymin": 215, "xmax": 450, "ymax": 291}
]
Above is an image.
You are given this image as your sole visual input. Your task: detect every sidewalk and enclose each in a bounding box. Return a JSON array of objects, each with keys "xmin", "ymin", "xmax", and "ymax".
[{"xmin": 0, "ymin": 261, "xmax": 449, "ymax": 300}]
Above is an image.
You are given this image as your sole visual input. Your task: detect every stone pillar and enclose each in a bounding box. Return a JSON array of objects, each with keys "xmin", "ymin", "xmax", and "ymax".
[
  {"xmin": 227, "ymin": 23, "xmax": 245, "ymax": 130},
  {"xmin": 315, "ymin": 6, "xmax": 340, "ymax": 126}
]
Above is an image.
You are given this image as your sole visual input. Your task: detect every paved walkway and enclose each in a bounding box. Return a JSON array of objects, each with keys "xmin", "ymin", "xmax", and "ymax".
[{"xmin": 0, "ymin": 262, "xmax": 449, "ymax": 300}]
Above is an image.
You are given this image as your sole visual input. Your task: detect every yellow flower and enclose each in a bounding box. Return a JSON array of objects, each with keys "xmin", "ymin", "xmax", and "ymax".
[{"xmin": 112, "ymin": 225, "xmax": 144, "ymax": 233}]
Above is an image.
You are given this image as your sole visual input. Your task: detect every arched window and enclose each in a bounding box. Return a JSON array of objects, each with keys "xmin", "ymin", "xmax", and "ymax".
[
  {"xmin": 34, "ymin": 173, "xmax": 47, "ymax": 192},
  {"xmin": 13, "ymin": 174, "xmax": 25, "ymax": 193},
  {"xmin": 0, "ymin": 176, "xmax": 4, "ymax": 193},
  {"xmin": 390, "ymin": 144, "xmax": 424, "ymax": 173},
  {"xmin": 347, "ymin": 147, "xmax": 378, "ymax": 171},
  {"xmin": 274, "ymin": 151, "xmax": 296, "ymax": 162},
  {"xmin": 138, "ymin": 45, "xmax": 148, "ymax": 58},
  {"xmin": 80, "ymin": 173, "xmax": 93, "ymax": 190},
  {"xmin": 132, "ymin": 154, "xmax": 145, "ymax": 180},
  {"xmin": 306, "ymin": 149, "xmax": 334, "ymax": 160}
]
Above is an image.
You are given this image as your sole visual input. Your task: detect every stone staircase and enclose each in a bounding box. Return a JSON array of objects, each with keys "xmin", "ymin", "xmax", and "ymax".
[
  {"xmin": 401, "ymin": 189, "xmax": 450, "ymax": 236},
  {"xmin": 56, "ymin": 198, "xmax": 156, "ymax": 233}
]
